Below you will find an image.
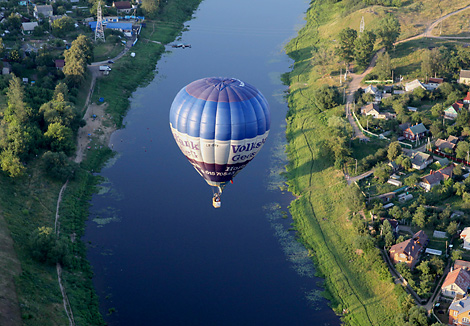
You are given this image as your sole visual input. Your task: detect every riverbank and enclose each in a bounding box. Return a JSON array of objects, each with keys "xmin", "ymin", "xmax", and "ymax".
[
  {"xmin": 283, "ymin": 1, "xmax": 405, "ymax": 325},
  {"xmin": 0, "ymin": 0, "xmax": 203, "ymax": 324}
]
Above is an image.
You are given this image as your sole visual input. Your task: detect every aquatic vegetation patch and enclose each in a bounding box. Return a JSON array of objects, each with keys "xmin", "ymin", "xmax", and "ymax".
[
  {"xmin": 266, "ymin": 131, "xmax": 289, "ymax": 191},
  {"xmin": 91, "ymin": 206, "xmax": 121, "ymax": 226}
]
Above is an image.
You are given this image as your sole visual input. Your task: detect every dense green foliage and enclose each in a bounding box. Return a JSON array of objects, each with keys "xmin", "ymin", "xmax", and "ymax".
[{"xmin": 0, "ymin": 0, "xmax": 203, "ymax": 324}]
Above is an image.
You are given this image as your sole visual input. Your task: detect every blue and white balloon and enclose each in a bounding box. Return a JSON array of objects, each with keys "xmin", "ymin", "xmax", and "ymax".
[{"xmin": 169, "ymin": 77, "xmax": 270, "ymax": 188}]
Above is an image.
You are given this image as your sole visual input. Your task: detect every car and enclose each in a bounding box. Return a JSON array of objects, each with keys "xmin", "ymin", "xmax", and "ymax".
[{"xmin": 107, "ymin": 60, "xmax": 114, "ymax": 64}]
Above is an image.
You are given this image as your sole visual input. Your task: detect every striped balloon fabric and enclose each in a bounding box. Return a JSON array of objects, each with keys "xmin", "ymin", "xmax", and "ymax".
[{"xmin": 169, "ymin": 77, "xmax": 270, "ymax": 187}]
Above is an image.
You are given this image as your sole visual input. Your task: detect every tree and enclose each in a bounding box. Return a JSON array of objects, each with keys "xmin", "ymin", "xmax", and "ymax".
[
  {"xmin": 454, "ymin": 164, "xmax": 463, "ymax": 177},
  {"xmin": 0, "ymin": 149, "xmax": 24, "ymax": 177},
  {"xmin": 387, "ymin": 141, "xmax": 402, "ymax": 161},
  {"xmin": 313, "ymin": 85, "xmax": 340, "ymax": 110},
  {"xmin": 395, "ymin": 154, "xmax": 411, "ymax": 170},
  {"xmin": 404, "ymin": 173, "xmax": 418, "ymax": 187},
  {"xmin": 344, "ymin": 185, "xmax": 364, "ymax": 212},
  {"xmin": 354, "ymin": 30, "xmax": 376, "ymax": 67},
  {"xmin": 5, "ymin": 75, "xmax": 31, "ymax": 124},
  {"xmin": 312, "ymin": 47, "xmax": 336, "ymax": 77},
  {"xmin": 40, "ymin": 99, "xmax": 78, "ymax": 129},
  {"xmin": 29, "ymin": 226, "xmax": 70, "ymax": 265},
  {"xmin": 44, "ymin": 122, "xmax": 75, "ymax": 154},
  {"xmin": 374, "ymin": 51, "xmax": 392, "ymax": 80},
  {"xmin": 452, "ymin": 249, "xmax": 463, "ymax": 261},
  {"xmin": 52, "ymin": 16, "xmax": 75, "ymax": 37},
  {"xmin": 430, "ymin": 256, "xmax": 445, "ymax": 275},
  {"xmin": 456, "ymin": 141, "xmax": 470, "ymax": 160},
  {"xmin": 63, "ymin": 35, "xmax": 93, "ymax": 87},
  {"xmin": 42, "ymin": 151, "xmax": 78, "ymax": 181},
  {"xmin": 412, "ymin": 205, "xmax": 427, "ymax": 228},
  {"xmin": 63, "ymin": 47, "xmax": 86, "ymax": 87},
  {"xmin": 338, "ymin": 27, "xmax": 357, "ymax": 64},
  {"xmin": 141, "ymin": 0, "xmax": 160, "ymax": 17},
  {"xmin": 374, "ymin": 163, "xmax": 391, "ymax": 183},
  {"xmin": 447, "ymin": 221, "xmax": 459, "ymax": 237},
  {"xmin": 376, "ymin": 14, "xmax": 401, "ymax": 49},
  {"xmin": 53, "ymin": 82, "xmax": 69, "ymax": 102},
  {"xmin": 73, "ymin": 34, "xmax": 94, "ymax": 64}
]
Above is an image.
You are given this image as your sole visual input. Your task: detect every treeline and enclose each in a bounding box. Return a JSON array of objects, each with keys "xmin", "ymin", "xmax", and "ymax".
[{"xmin": 0, "ymin": 35, "xmax": 93, "ymax": 178}]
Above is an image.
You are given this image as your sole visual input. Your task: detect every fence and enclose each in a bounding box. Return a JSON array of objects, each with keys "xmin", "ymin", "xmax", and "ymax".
[
  {"xmin": 351, "ymin": 110, "xmax": 412, "ymax": 149},
  {"xmin": 429, "ymin": 149, "xmax": 470, "ymax": 167}
]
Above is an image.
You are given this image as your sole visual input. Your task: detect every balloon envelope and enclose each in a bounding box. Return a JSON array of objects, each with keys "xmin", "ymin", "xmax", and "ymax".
[{"xmin": 169, "ymin": 77, "xmax": 270, "ymax": 187}]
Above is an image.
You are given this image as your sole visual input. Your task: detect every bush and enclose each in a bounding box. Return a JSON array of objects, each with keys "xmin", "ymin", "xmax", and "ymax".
[{"xmin": 42, "ymin": 151, "xmax": 79, "ymax": 181}]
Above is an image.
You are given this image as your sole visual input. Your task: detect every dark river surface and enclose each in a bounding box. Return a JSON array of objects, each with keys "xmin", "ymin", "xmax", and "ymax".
[{"xmin": 84, "ymin": 0, "xmax": 342, "ymax": 325}]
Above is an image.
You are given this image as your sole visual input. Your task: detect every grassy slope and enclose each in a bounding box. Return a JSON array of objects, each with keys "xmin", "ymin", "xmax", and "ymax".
[
  {"xmin": 285, "ymin": 0, "xmax": 470, "ymax": 325},
  {"xmin": 0, "ymin": 0, "xmax": 203, "ymax": 325},
  {"xmin": 284, "ymin": 1, "xmax": 410, "ymax": 325}
]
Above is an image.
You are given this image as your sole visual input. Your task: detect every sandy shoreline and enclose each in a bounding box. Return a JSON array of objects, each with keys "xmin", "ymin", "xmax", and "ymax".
[{"xmin": 74, "ymin": 101, "xmax": 116, "ymax": 163}]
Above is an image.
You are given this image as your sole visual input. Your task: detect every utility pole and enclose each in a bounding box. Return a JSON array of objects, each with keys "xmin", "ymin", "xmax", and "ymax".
[{"xmin": 360, "ymin": 16, "xmax": 365, "ymax": 33}]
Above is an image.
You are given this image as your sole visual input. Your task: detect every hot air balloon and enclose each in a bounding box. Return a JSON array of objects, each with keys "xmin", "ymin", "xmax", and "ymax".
[{"xmin": 169, "ymin": 77, "xmax": 270, "ymax": 208}]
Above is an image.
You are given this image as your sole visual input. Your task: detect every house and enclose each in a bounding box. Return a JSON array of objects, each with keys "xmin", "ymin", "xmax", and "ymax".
[
  {"xmin": 112, "ymin": 1, "xmax": 133, "ymax": 13},
  {"xmin": 444, "ymin": 104, "xmax": 459, "ymax": 119},
  {"xmin": 403, "ymin": 123, "xmax": 427, "ymax": 141},
  {"xmin": 88, "ymin": 22, "xmax": 133, "ymax": 35},
  {"xmin": 461, "ymin": 227, "xmax": 470, "ymax": 250},
  {"xmin": 460, "ymin": 70, "xmax": 470, "ymax": 85},
  {"xmin": 34, "ymin": 4, "xmax": 53, "ymax": 20},
  {"xmin": 449, "ymin": 296, "xmax": 470, "ymax": 325},
  {"xmin": 103, "ymin": 16, "xmax": 119, "ymax": 23},
  {"xmin": 455, "ymin": 260, "xmax": 470, "ymax": 271},
  {"xmin": 442, "ymin": 268, "xmax": 470, "ymax": 298},
  {"xmin": 54, "ymin": 59, "xmax": 64, "ymax": 70},
  {"xmin": 404, "ymin": 79, "xmax": 426, "ymax": 92},
  {"xmin": 448, "ymin": 135, "xmax": 459, "ymax": 145},
  {"xmin": 436, "ymin": 157, "xmax": 450, "ymax": 168},
  {"xmin": 435, "ymin": 138, "xmax": 456, "ymax": 153},
  {"xmin": 444, "ymin": 102, "xmax": 464, "ymax": 119},
  {"xmin": 389, "ymin": 230, "xmax": 428, "ymax": 269},
  {"xmin": 360, "ymin": 103, "xmax": 395, "ymax": 120},
  {"xmin": 410, "ymin": 151, "xmax": 433, "ymax": 170},
  {"xmin": 21, "ymin": 22, "xmax": 38, "ymax": 33},
  {"xmin": 464, "ymin": 92, "xmax": 470, "ymax": 104},
  {"xmin": 388, "ymin": 161, "xmax": 399, "ymax": 171},
  {"xmin": 364, "ymin": 85, "xmax": 381, "ymax": 102},
  {"xmin": 419, "ymin": 164, "xmax": 454, "ymax": 191},
  {"xmin": 2, "ymin": 62, "xmax": 11, "ymax": 75},
  {"xmin": 425, "ymin": 77, "xmax": 443, "ymax": 90}
]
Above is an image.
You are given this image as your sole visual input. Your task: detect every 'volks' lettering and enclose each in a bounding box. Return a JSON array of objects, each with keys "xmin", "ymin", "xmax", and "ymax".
[{"xmin": 231, "ymin": 138, "xmax": 266, "ymax": 153}]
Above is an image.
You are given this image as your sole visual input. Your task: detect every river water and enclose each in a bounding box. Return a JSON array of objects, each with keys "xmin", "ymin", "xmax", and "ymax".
[{"xmin": 84, "ymin": 0, "xmax": 341, "ymax": 325}]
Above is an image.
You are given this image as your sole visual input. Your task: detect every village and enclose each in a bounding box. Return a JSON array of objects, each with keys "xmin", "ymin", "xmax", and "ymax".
[
  {"xmin": 347, "ymin": 66, "xmax": 470, "ymax": 324},
  {"xmin": 0, "ymin": 0, "xmax": 144, "ymax": 79}
]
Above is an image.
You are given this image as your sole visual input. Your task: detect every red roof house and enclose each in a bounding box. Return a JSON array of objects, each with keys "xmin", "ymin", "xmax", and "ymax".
[{"xmin": 442, "ymin": 268, "xmax": 470, "ymax": 298}]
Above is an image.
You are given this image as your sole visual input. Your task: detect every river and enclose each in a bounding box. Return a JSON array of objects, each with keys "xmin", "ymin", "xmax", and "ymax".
[{"xmin": 84, "ymin": 0, "xmax": 341, "ymax": 325}]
